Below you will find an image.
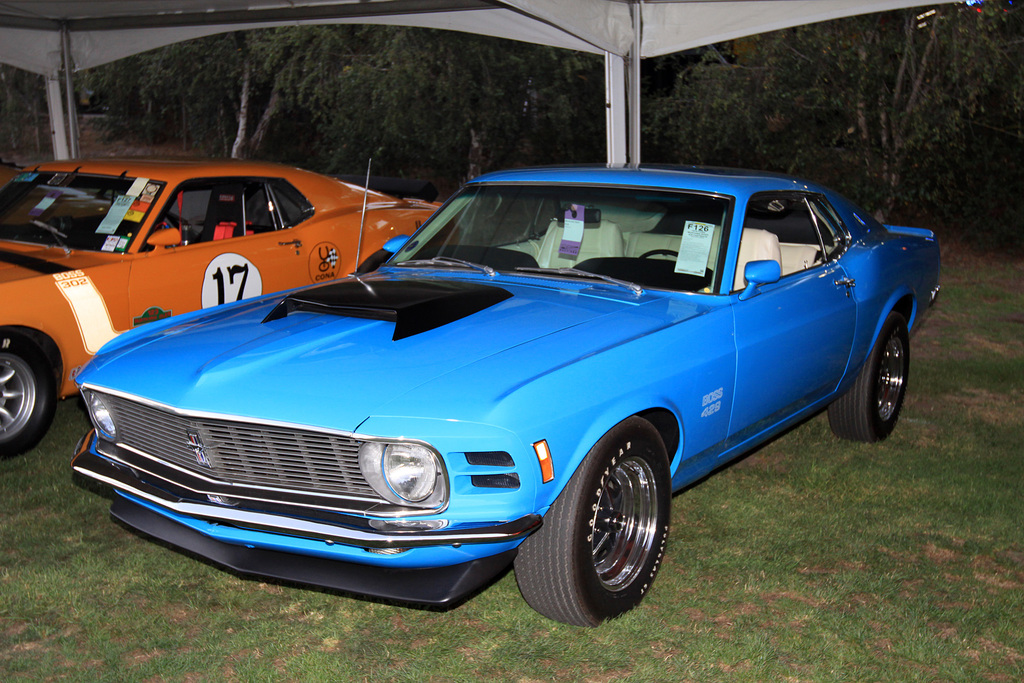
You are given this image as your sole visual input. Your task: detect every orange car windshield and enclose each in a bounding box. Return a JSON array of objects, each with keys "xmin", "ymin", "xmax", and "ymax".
[{"xmin": 0, "ymin": 171, "xmax": 164, "ymax": 253}]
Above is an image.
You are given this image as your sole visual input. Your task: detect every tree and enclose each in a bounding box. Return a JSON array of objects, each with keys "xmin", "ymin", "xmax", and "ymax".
[
  {"xmin": 645, "ymin": 1, "xmax": 1024, "ymax": 240},
  {"xmin": 0, "ymin": 66, "xmax": 47, "ymax": 158}
]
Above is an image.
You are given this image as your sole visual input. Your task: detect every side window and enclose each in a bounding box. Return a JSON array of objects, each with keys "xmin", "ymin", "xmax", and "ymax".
[
  {"xmin": 152, "ymin": 180, "xmax": 283, "ymax": 247},
  {"xmin": 267, "ymin": 180, "xmax": 313, "ymax": 228},
  {"xmin": 243, "ymin": 183, "xmax": 279, "ymax": 234},
  {"xmin": 738, "ymin": 193, "xmax": 826, "ymax": 284},
  {"xmin": 807, "ymin": 197, "xmax": 847, "ymax": 261}
]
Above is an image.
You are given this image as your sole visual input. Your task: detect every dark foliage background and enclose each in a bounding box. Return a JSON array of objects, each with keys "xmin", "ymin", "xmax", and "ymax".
[{"xmin": 1, "ymin": 2, "xmax": 1021, "ymax": 246}]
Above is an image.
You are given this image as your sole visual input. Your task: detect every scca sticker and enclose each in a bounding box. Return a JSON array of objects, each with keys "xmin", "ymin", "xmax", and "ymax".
[
  {"xmin": 133, "ymin": 306, "xmax": 172, "ymax": 327},
  {"xmin": 309, "ymin": 241, "xmax": 340, "ymax": 282},
  {"xmin": 201, "ymin": 253, "xmax": 263, "ymax": 308}
]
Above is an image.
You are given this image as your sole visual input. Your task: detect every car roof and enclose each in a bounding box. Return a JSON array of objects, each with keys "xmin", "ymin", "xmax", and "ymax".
[
  {"xmin": 21, "ymin": 158, "xmax": 395, "ymax": 209},
  {"xmin": 467, "ymin": 165, "xmax": 827, "ymax": 197}
]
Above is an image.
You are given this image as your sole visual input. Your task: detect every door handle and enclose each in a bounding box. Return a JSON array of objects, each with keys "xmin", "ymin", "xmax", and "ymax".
[
  {"xmin": 278, "ymin": 238, "xmax": 302, "ymax": 255},
  {"xmin": 835, "ymin": 277, "xmax": 856, "ymax": 296}
]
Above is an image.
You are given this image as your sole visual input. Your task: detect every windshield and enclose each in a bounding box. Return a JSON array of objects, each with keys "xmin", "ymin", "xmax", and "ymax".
[
  {"xmin": 391, "ymin": 183, "xmax": 732, "ymax": 292},
  {"xmin": 0, "ymin": 171, "xmax": 164, "ymax": 252}
]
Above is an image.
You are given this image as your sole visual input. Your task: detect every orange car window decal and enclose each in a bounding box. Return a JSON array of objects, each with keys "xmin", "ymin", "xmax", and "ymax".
[
  {"xmin": 97, "ymin": 195, "xmax": 135, "ymax": 234},
  {"xmin": 53, "ymin": 270, "xmax": 120, "ymax": 354},
  {"xmin": 126, "ymin": 177, "xmax": 150, "ymax": 197}
]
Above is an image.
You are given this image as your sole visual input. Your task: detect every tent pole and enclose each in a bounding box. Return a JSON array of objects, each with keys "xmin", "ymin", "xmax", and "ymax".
[
  {"xmin": 45, "ymin": 74, "xmax": 70, "ymax": 160},
  {"xmin": 61, "ymin": 23, "xmax": 80, "ymax": 158},
  {"xmin": 604, "ymin": 53, "xmax": 627, "ymax": 166},
  {"xmin": 627, "ymin": 1, "xmax": 642, "ymax": 166}
]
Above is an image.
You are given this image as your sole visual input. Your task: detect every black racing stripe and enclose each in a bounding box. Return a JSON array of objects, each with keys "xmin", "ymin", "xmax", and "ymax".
[{"xmin": 0, "ymin": 248, "xmax": 73, "ymax": 274}]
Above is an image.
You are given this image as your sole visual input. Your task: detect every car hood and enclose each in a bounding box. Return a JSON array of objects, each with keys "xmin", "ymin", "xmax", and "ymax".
[
  {"xmin": 0, "ymin": 242, "xmax": 111, "ymax": 281},
  {"xmin": 81, "ymin": 272, "xmax": 707, "ymax": 433}
]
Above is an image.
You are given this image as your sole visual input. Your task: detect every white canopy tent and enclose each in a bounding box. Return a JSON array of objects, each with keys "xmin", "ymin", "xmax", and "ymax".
[{"xmin": 0, "ymin": 0, "xmax": 952, "ymax": 163}]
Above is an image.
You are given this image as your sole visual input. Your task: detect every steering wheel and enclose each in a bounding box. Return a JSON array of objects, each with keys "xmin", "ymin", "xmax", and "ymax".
[{"xmin": 639, "ymin": 249, "xmax": 678, "ymax": 259}]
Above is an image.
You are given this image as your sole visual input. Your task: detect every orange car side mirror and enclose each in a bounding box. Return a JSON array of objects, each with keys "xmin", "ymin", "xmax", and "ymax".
[{"xmin": 147, "ymin": 226, "xmax": 181, "ymax": 248}]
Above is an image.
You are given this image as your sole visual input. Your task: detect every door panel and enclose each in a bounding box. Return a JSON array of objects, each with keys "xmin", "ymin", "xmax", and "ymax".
[{"xmin": 728, "ymin": 261, "xmax": 856, "ymax": 446}]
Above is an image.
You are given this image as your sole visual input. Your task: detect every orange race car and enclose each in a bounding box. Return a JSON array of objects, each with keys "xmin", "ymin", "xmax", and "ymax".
[
  {"xmin": 0, "ymin": 158, "xmax": 438, "ymax": 455},
  {"xmin": 0, "ymin": 163, "xmax": 18, "ymax": 185}
]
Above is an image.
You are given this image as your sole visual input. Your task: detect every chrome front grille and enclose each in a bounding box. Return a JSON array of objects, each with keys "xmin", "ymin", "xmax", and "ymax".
[{"xmin": 104, "ymin": 393, "xmax": 381, "ymax": 501}]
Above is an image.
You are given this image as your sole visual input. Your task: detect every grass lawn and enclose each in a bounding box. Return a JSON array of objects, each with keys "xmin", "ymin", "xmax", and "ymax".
[{"xmin": 2, "ymin": 250, "xmax": 1022, "ymax": 682}]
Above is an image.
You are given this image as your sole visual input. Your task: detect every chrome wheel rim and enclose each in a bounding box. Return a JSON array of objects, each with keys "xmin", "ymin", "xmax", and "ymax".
[
  {"xmin": 0, "ymin": 353, "xmax": 37, "ymax": 439},
  {"xmin": 876, "ymin": 332, "xmax": 905, "ymax": 422},
  {"xmin": 591, "ymin": 456, "xmax": 659, "ymax": 591}
]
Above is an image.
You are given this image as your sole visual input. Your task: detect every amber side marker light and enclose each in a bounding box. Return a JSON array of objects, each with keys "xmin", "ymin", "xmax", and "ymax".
[{"xmin": 532, "ymin": 440, "xmax": 554, "ymax": 483}]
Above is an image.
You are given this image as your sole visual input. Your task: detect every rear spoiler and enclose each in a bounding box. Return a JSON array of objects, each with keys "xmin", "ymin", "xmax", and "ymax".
[
  {"xmin": 332, "ymin": 175, "xmax": 438, "ymax": 203},
  {"xmin": 884, "ymin": 225, "xmax": 936, "ymax": 240}
]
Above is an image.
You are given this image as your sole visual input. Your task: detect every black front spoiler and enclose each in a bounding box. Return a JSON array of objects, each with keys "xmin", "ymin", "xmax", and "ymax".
[{"xmin": 110, "ymin": 495, "xmax": 517, "ymax": 606}]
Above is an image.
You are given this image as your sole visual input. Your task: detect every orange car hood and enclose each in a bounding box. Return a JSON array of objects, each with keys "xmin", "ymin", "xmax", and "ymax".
[{"xmin": 0, "ymin": 242, "xmax": 115, "ymax": 283}]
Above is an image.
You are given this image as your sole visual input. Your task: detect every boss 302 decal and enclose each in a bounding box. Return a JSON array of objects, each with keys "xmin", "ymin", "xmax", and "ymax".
[{"xmin": 53, "ymin": 270, "xmax": 119, "ymax": 355}]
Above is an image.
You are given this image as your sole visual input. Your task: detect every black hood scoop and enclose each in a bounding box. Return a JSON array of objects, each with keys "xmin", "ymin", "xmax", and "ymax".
[{"xmin": 263, "ymin": 278, "xmax": 514, "ymax": 340}]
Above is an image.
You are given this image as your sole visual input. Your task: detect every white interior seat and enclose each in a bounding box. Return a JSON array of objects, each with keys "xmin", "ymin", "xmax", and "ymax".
[
  {"xmin": 779, "ymin": 243, "xmax": 820, "ymax": 275},
  {"xmin": 733, "ymin": 228, "xmax": 782, "ymax": 290},
  {"xmin": 537, "ymin": 218, "xmax": 624, "ymax": 268}
]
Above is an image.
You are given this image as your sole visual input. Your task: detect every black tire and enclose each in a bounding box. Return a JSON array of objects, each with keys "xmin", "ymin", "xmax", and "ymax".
[
  {"xmin": 828, "ymin": 312, "xmax": 910, "ymax": 442},
  {"xmin": 514, "ymin": 417, "xmax": 671, "ymax": 626},
  {"xmin": 0, "ymin": 332, "xmax": 58, "ymax": 457}
]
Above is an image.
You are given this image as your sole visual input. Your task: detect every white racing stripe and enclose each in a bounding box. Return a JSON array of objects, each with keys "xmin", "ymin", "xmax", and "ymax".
[{"xmin": 53, "ymin": 270, "xmax": 120, "ymax": 354}]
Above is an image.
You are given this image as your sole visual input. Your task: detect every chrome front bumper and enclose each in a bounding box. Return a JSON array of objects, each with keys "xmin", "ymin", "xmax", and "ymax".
[{"xmin": 72, "ymin": 430, "xmax": 541, "ymax": 551}]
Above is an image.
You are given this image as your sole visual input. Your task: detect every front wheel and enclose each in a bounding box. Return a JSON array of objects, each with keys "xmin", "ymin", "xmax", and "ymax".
[
  {"xmin": 514, "ymin": 417, "xmax": 670, "ymax": 626},
  {"xmin": 828, "ymin": 312, "xmax": 910, "ymax": 442},
  {"xmin": 0, "ymin": 332, "xmax": 57, "ymax": 457}
]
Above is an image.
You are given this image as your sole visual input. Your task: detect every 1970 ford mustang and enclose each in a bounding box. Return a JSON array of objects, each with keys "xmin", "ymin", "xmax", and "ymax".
[{"xmin": 71, "ymin": 166, "xmax": 940, "ymax": 626}]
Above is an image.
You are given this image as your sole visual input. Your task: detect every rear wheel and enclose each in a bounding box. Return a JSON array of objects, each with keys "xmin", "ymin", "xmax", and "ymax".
[
  {"xmin": 0, "ymin": 332, "xmax": 57, "ymax": 457},
  {"xmin": 514, "ymin": 417, "xmax": 670, "ymax": 626},
  {"xmin": 828, "ymin": 312, "xmax": 910, "ymax": 442}
]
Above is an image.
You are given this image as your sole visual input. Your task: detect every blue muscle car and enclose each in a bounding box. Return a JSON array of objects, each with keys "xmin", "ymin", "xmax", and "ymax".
[{"xmin": 71, "ymin": 166, "xmax": 940, "ymax": 626}]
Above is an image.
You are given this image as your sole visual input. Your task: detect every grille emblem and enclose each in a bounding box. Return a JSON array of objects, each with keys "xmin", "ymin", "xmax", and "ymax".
[{"xmin": 186, "ymin": 429, "xmax": 211, "ymax": 467}]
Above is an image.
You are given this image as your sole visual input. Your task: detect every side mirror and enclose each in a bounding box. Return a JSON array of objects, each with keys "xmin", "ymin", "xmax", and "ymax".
[
  {"xmin": 738, "ymin": 259, "xmax": 781, "ymax": 301},
  {"xmin": 382, "ymin": 234, "xmax": 410, "ymax": 253},
  {"xmin": 147, "ymin": 226, "xmax": 181, "ymax": 248}
]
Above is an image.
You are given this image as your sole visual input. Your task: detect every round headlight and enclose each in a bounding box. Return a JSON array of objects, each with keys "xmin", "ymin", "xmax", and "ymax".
[
  {"xmin": 358, "ymin": 440, "xmax": 444, "ymax": 506},
  {"xmin": 382, "ymin": 443, "xmax": 439, "ymax": 503},
  {"xmin": 84, "ymin": 390, "xmax": 116, "ymax": 439}
]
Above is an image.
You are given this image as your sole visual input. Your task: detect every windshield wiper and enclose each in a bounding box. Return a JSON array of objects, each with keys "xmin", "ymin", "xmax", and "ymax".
[
  {"xmin": 395, "ymin": 256, "xmax": 496, "ymax": 276},
  {"xmin": 514, "ymin": 266, "xmax": 643, "ymax": 295},
  {"xmin": 31, "ymin": 219, "xmax": 71, "ymax": 255}
]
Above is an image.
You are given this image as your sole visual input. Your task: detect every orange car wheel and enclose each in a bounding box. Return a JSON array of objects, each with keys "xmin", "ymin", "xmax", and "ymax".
[{"xmin": 0, "ymin": 332, "xmax": 57, "ymax": 457}]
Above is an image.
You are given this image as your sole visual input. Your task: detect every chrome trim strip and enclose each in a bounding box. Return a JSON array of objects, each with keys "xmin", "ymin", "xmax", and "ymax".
[{"xmin": 73, "ymin": 442, "xmax": 540, "ymax": 549}]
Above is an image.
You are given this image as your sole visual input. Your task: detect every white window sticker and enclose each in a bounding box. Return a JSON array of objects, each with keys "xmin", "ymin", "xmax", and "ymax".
[
  {"xmin": 101, "ymin": 235, "xmax": 120, "ymax": 252},
  {"xmin": 202, "ymin": 253, "xmax": 264, "ymax": 308},
  {"xmin": 96, "ymin": 195, "xmax": 134, "ymax": 234},
  {"xmin": 28, "ymin": 190, "xmax": 61, "ymax": 217},
  {"xmin": 675, "ymin": 221, "xmax": 716, "ymax": 276},
  {"xmin": 126, "ymin": 177, "xmax": 150, "ymax": 197},
  {"xmin": 558, "ymin": 204, "xmax": 586, "ymax": 257}
]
